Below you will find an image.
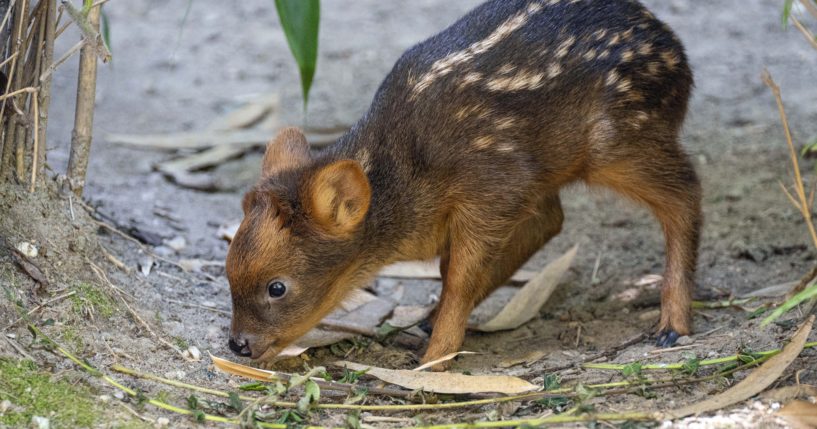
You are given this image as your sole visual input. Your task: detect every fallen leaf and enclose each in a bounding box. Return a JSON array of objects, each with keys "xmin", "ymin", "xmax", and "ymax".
[
  {"xmin": 334, "ymin": 361, "xmax": 538, "ymax": 395},
  {"xmin": 475, "ymin": 245, "xmax": 578, "ymax": 332},
  {"xmin": 210, "ymin": 353, "xmax": 281, "ymax": 381},
  {"xmin": 776, "ymin": 400, "xmax": 817, "ymax": 429},
  {"xmin": 497, "ymin": 350, "xmax": 548, "ymax": 369},
  {"xmin": 413, "ymin": 351, "xmax": 476, "ymax": 371},
  {"xmin": 11, "ymin": 250, "xmax": 48, "ymax": 288},
  {"xmin": 206, "ymin": 95, "xmax": 279, "ymax": 131},
  {"xmin": 665, "ymin": 315, "xmax": 814, "ymax": 419},
  {"xmin": 635, "ymin": 274, "xmax": 663, "ymax": 287},
  {"xmin": 759, "ymin": 384, "xmax": 817, "ymax": 403},
  {"xmin": 379, "ymin": 260, "xmax": 536, "ymax": 284}
]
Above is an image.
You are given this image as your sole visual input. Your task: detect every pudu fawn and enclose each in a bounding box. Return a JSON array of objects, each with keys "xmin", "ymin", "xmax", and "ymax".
[{"xmin": 226, "ymin": 0, "xmax": 702, "ymax": 369}]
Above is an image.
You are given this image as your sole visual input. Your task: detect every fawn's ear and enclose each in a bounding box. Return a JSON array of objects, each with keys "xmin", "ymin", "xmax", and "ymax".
[
  {"xmin": 262, "ymin": 127, "xmax": 311, "ymax": 177},
  {"xmin": 306, "ymin": 160, "xmax": 371, "ymax": 235}
]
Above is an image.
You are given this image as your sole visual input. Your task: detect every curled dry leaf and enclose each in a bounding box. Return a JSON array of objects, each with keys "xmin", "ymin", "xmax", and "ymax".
[
  {"xmin": 210, "ymin": 353, "xmax": 281, "ymax": 381},
  {"xmin": 333, "ymin": 361, "xmax": 538, "ymax": 395},
  {"xmin": 635, "ymin": 274, "xmax": 663, "ymax": 287},
  {"xmin": 664, "ymin": 315, "xmax": 815, "ymax": 419},
  {"xmin": 475, "ymin": 245, "xmax": 578, "ymax": 332}
]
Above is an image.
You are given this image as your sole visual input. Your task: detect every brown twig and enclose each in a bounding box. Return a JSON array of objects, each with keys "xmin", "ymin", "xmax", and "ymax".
[
  {"xmin": 39, "ymin": 39, "xmax": 84, "ymax": 82},
  {"xmin": 762, "ymin": 70, "xmax": 817, "ymax": 298},
  {"xmin": 790, "ymin": 15, "xmax": 817, "ymax": 51},
  {"xmin": 0, "ymin": 86, "xmax": 37, "ymax": 101},
  {"xmin": 2, "ymin": 290, "xmax": 77, "ymax": 332}
]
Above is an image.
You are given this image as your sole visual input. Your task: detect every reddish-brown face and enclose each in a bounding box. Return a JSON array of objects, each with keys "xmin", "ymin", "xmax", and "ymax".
[{"xmin": 225, "ymin": 128, "xmax": 371, "ymax": 361}]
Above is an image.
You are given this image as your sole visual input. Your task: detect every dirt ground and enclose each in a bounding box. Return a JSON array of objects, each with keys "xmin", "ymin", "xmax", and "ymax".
[{"xmin": 2, "ymin": 0, "xmax": 817, "ymax": 427}]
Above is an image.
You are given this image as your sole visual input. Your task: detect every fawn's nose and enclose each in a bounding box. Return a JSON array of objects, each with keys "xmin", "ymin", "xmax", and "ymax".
[{"xmin": 228, "ymin": 337, "xmax": 252, "ymax": 357}]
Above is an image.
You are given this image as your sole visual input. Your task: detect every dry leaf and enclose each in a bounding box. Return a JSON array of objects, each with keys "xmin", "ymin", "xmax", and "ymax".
[
  {"xmin": 210, "ymin": 353, "xmax": 281, "ymax": 381},
  {"xmin": 206, "ymin": 95, "xmax": 279, "ymax": 131},
  {"xmin": 665, "ymin": 315, "xmax": 814, "ymax": 419},
  {"xmin": 759, "ymin": 384, "xmax": 817, "ymax": 403},
  {"xmin": 413, "ymin": 351, "xmax": 476, "ymax": 371},
  {"xmin": 475, "ymin": 245, "xmax": 578, "ymax": 332},
  {"xmin": 635, "ymin": 274, "xmax": 663, "ymax": 287},
  {"xmin": 379, "ymin": 260, "xmax": 536, "ymax": 284},
  {"xmin": 776, "ymin": 400, "xmax": 817, "ymax": 429},
  {"xmin": 334, "ymin": 361, "xmax": 538, "ymax": 394},
  {"xmin": 497, "ymin": 350, "xmax": 548, "ymax": 369}
]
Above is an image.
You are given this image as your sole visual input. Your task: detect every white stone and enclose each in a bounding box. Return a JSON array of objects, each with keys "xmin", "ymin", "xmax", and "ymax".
[{"xmin": 16, "ymin": 242, "xmax": 38, "ymax": 258}]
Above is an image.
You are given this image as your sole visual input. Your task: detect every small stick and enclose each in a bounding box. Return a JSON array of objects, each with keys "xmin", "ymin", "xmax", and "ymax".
[
  {"xmin": 29, "ymin": 94, "xmax": 38, "ymax": 192},
  {"xmin": 790, "ymin": 16, "xmax": 817, "ymax": 51},
  {"xmin": 2, "ymin": 290, "xmax": 77, "ymax": 331},
  {"xmin": 0, "ymin": 51, "xmax": 18, "ymax": 69},
  {"xmin": 4, "ymin": 335, "xmax": 34, "ymax": 360},
  {"xmin": 647, "ymin": 344, "xmax": 699, "ymax": 355},
  {"xmin": 39, "ymin": 38, "xmax": 83, "ymax": 82}
]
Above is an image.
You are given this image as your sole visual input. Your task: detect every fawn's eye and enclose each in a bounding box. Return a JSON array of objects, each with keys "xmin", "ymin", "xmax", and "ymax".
[{"xmin": 267, "ymin": 281, "xmax": 287, "ymax": 298}]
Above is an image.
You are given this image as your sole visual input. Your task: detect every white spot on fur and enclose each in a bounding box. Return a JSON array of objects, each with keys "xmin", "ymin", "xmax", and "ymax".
[
  {"xmin": 605, "ymin": 70, "xmax": 619, "ymax": 86},
  {"xmin": 357, "ymin": 149, "xmax": 372, "ymax": 173},
  {"xmin": 547, "ymin": 63, "xmax": 562, "ymax": 78},
  {"xmin": 598, "ymin": 49, "xmax": 611, "ymax": 59},
  {"xmin": 593, "ymin": 29, "xmax": 608, "ymax": 41},
  {"xmin": 486, "ymin": 69, "xmax": 545, "ymax": 91},
  {"xmin": 638, "ymin": 42, "xmax": 653, "ymax": 56},
  {"xmin": 555, "ymin": 36, "xmax": 576, "ymax": 58},
  {"xmin": 495, "ymin": 116, "xmax": 517, "ymax": 130},
  {"xmin": 496, "ymin": 142, "xmax": 515, "ymax": 152},
  {"xmin": 497, "ymin": 64, "xmax": 517, "ymax": 74},
  {"xmin": 412, "ymin": 5, "xmax": 544, "ymax": 97},
  {"xmin": 616, "ymin": 77, "xmax": 632, "ymax": 92},
  {"xmin": 583, "ymin": 49, "xmax": 598, "ymax": 61},
  {"xmin": 661, "ymin": 51, "xmax": 680, "ymax": 69},
  {"xmin": 620, "ymin": 49, "xmax": 634, "ymax": 62},
  {"xmin": 473, "ymin": 136, "xmax": 495, "ymax": 149},
  {"xmin": 458, "ymin": 72, "xmax": 483, "ymax": 89}
]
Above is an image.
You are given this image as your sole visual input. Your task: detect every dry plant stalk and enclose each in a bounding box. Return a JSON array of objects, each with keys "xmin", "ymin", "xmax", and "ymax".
[
  {"xmin": 66, "ymin": 2, "xmax": 101, "ymax": 196},
  {"xmin": 790, "ymin": 0, "xmax": 817, "ymax": 51},
  {"xmin": 762, "ymin": 70, "xmax": 817, "ymax": 247}
]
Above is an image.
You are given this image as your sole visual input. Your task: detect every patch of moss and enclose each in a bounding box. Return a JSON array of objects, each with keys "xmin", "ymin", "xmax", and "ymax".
[
  {"xmin": 60, "ymin": 327, "xmax": 85, "ymax": 352},
  {"xmin": 70, "ymin": 282, "xmax": 115, "ymax": 318},
  {"xmin": 0, "ymin": 359, "xmax": 99, "ymax": 428}
]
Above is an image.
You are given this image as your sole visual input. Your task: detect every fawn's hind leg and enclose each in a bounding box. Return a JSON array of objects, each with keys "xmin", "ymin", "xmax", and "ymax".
[{"xmin": 587, "ymin": 143, "xmax": 702, "ymax": 346}]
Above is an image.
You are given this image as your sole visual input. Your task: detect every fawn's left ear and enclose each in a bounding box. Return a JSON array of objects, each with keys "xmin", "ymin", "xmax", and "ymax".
[
  {"xmin": 306, "ymin": 160, "xmax": 371, "ymax": 236},
  {"xmin": 262, "ymin": 127, "xmax": 311, "ymax": 177}
]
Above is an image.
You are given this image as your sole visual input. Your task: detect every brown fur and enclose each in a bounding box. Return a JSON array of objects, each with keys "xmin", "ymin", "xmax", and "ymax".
[{"xmin": 226, "ymin": 0, "xmax": 702, "ymax": 369}]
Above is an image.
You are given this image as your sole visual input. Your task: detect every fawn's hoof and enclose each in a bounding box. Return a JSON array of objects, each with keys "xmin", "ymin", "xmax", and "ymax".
[
  {"xmin": 655, "ymin": 329, "xmax": 680, "ymax": 347},
  {"xmin": 418, "ymin": 319, "xmax": 434, "ymax": 335}
]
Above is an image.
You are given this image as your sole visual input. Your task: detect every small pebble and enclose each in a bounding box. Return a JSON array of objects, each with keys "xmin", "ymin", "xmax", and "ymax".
[
  {"xmin": 98, "ymin": 395, "xmax": 111, "ymax": 403},
  {"xmin": 184, "ymin": 346, "xmax": 201, "ymax": 361},
  {"xmin": 0, "ymin": 399, "xmax": 12, "ymax": 413},
  {"xmin": 16, "ymin": 242, "xmax": 38, "ymax": 258},
  {"xmin": 155, "ymin": 417, "xmax": 170, "ymax": 428},
  {"xmin": 32, "ymin": 416, "xmax": 49, "ymax": 429},
  {"xmin": 165, "ymin": 236, "xmax": 187, "ymax": 252},
  {"xmin": 675, "ymin": 335, "xmax": 693, "ymax": 346},
  {"xmin": 113, "ymin": 391, "xmax": 125, "ymax": 400}
]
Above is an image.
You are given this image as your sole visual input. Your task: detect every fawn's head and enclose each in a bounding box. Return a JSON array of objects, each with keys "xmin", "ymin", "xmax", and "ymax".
[{"xmin": 225, "ymin": 128, "xmax": 371, "ymax": 361}]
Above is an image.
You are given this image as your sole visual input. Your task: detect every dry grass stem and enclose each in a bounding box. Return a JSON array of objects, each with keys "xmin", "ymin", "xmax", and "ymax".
[
  {"xmin": 790, "ymin": 15, "xmax": 817, "ymax": 51},
  {"xmin": 0, "ymin": 86, "xmax": 37, "ymax": 101}
]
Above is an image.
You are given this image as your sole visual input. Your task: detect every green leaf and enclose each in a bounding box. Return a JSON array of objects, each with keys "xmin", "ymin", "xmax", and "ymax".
[
  {"xmin": 296, "ymin": 380, "xmax": 320, "ymax": 414},
  {"xmin": 760, "ymin": 282, "xmax": 817, "ymax": 327},
  {"xmin": 782, "ymin": 0, "xmax": 795, "ymax": 29},
  {"xmin": 621, "ymin": 362, "xmax": 643, "ymax": 378},
  {"xmin": 100, "ymin": 9, "xmax": 112, "ymax": 56},
  {"xmin": 239, "ymin": 382, "xmax": 268, "ymax": 392},
  {"xmin": 228, "ymin": 392, "xmax": 243, "ymax": 411},
  {"xmin": 274, "ymin": 0, "xmax": 320, "ymax": 107},
  {"xmin": 542, "ymin": 373, "xmax": 561, "ymax": 391}
]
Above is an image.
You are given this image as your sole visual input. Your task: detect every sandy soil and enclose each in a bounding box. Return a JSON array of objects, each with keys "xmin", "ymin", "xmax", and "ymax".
[{"xmin": 2, "ymin": 0, "xmax": 817, "ymax": 427}]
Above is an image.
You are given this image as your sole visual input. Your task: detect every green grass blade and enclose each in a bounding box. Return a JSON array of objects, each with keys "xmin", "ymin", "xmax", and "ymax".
[
  {"xmin": 761, "ymin": 282, "xmax": 817, "ymax": 327},
  {"xmin": 100, "ymin": 9, "xmax": 112, "ymax": 57},
  {"xmin": 274, "ymin": 0, "xmax": 320, "ymax": 107},
  {"xmin": 782, "ymin": 0, "xmax": 795, "ymax": 29}
]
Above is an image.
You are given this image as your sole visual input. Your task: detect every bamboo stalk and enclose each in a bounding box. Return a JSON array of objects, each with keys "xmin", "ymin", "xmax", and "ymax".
[
  {"xmin": 35, "ymin": 0, "xmax": 55, "ymax": 186},
  {"xmin": 66, "ymin": 2, "xmax": 100, "ymax": 196},
  {"xmin": 11, "ymin": 0, "xmax": 30, "ymax": 182},
  {"xmin": 1, "ymin": 0, "xmax": 24, "ymax": 179}
]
